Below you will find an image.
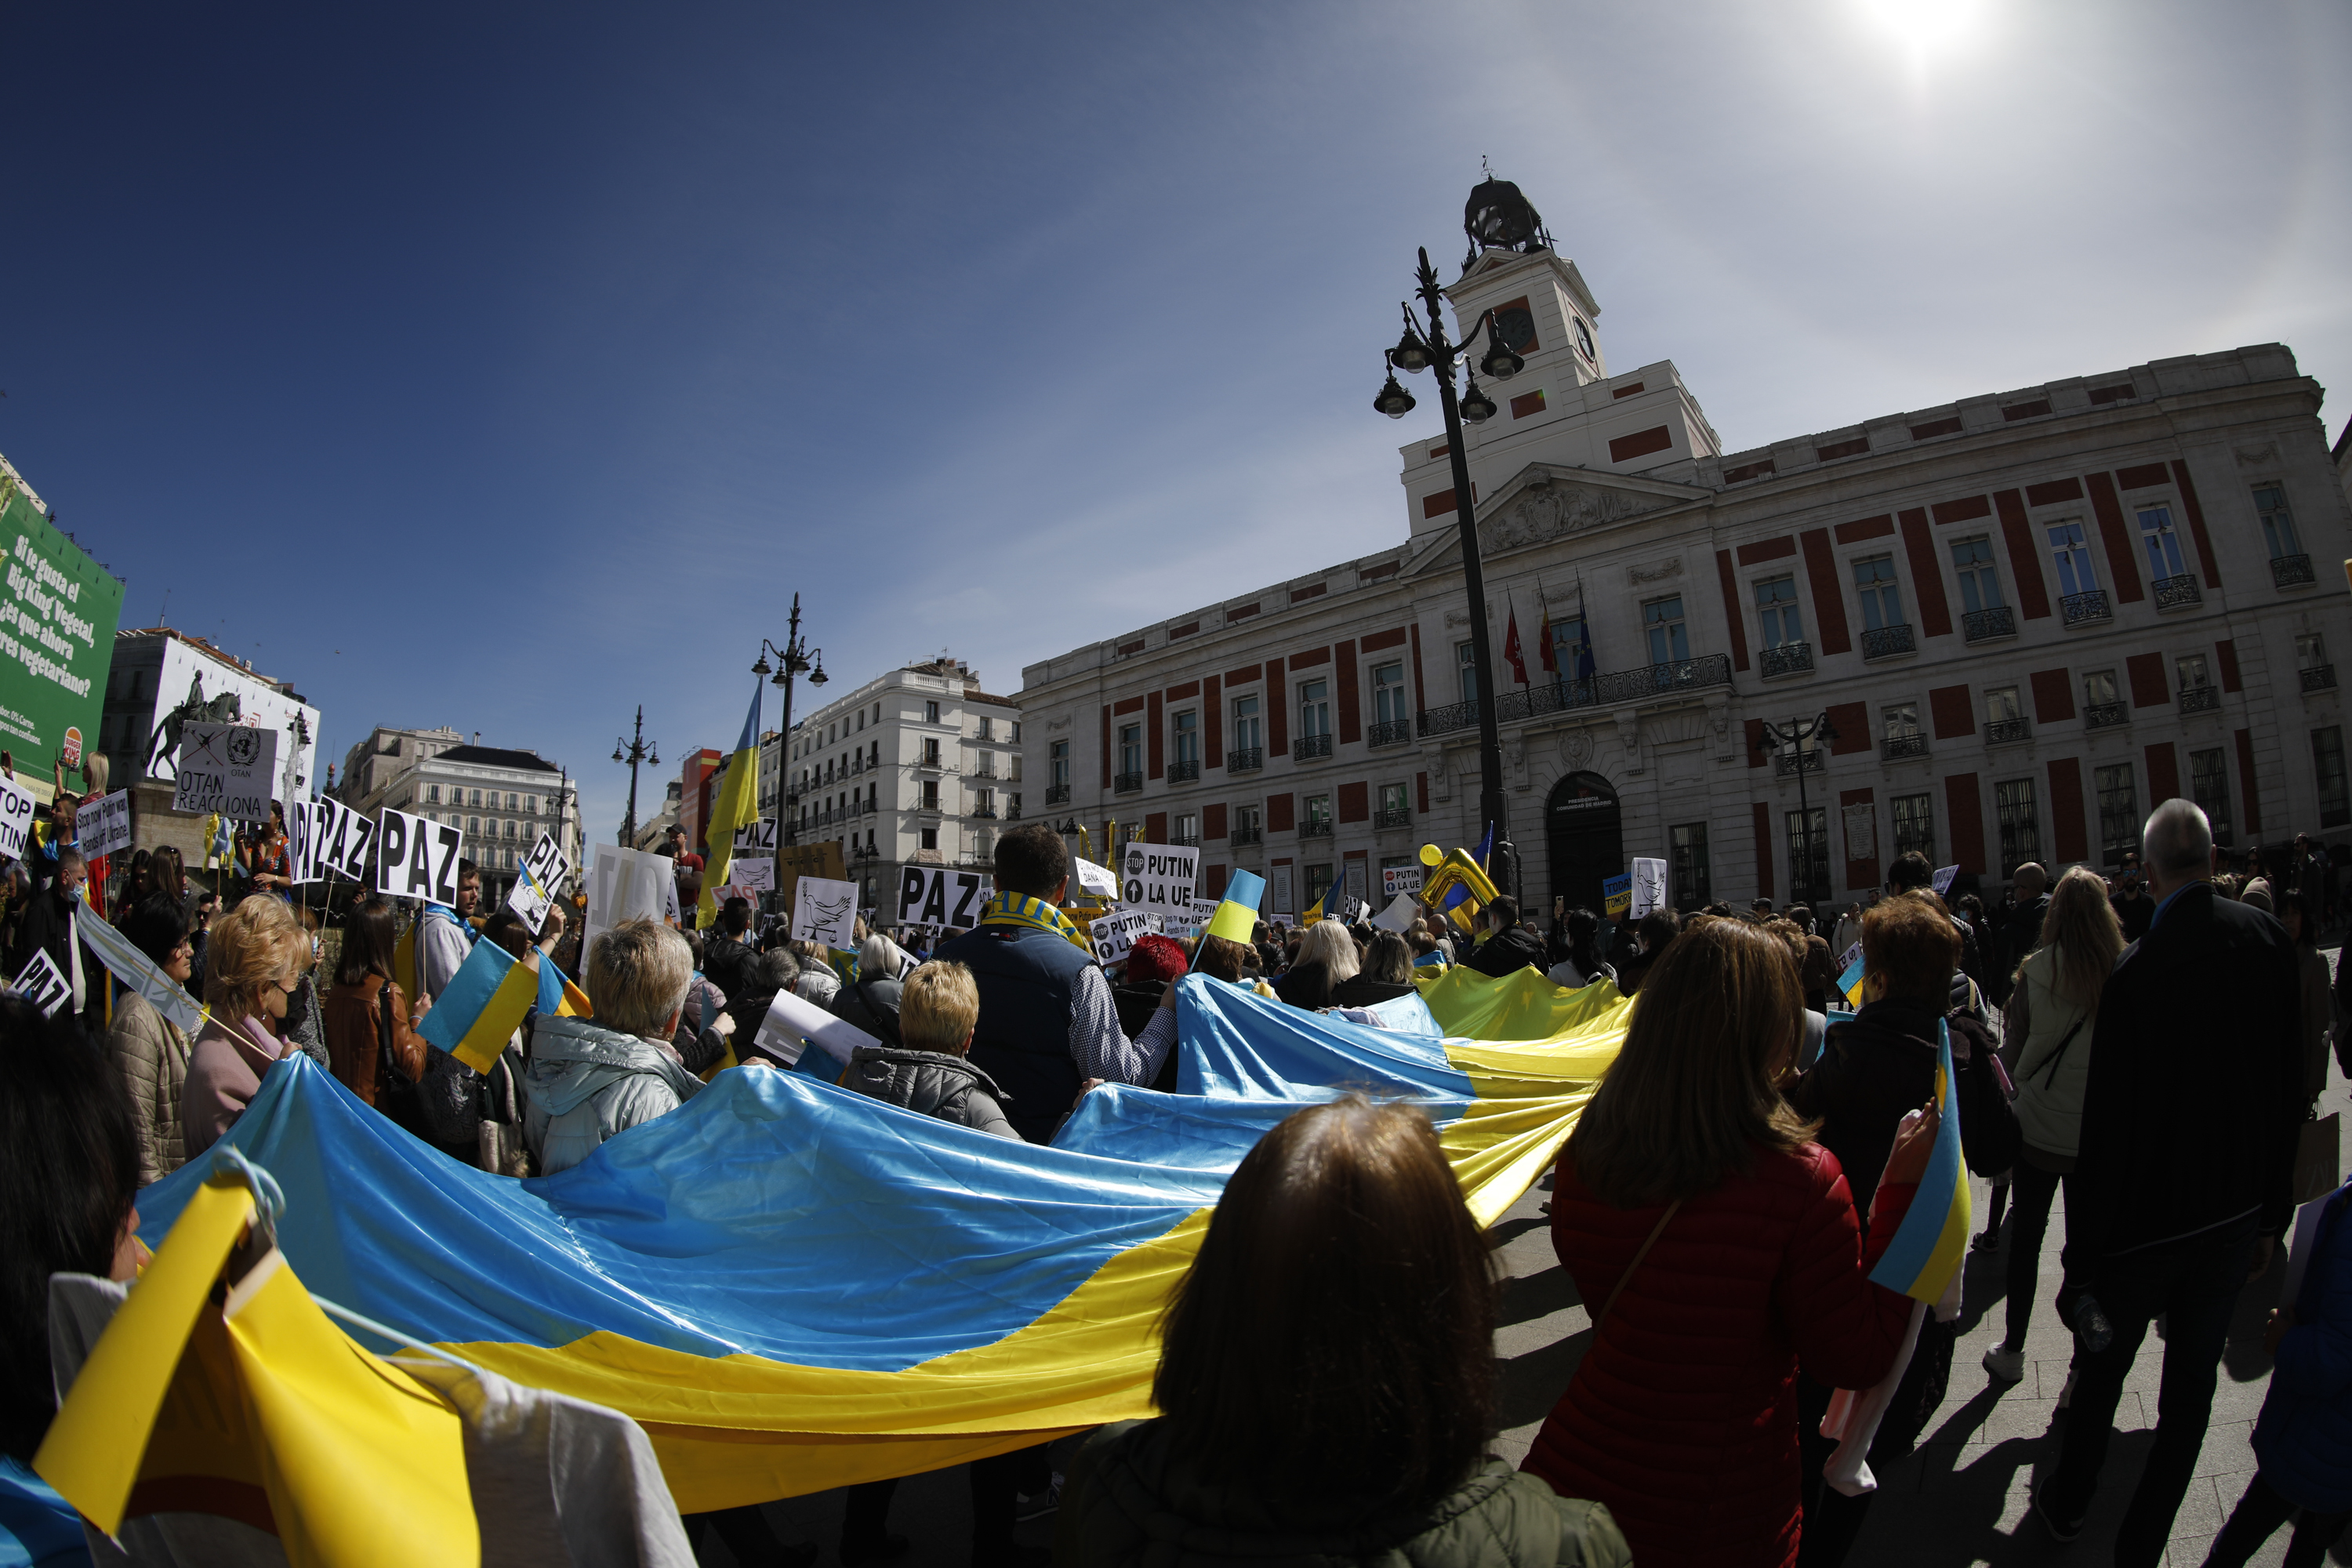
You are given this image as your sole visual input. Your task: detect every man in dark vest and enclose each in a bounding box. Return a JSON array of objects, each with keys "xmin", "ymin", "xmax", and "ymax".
[{"xmin": 936, "ymin": 822, "xmax": 1176, "ymax": 1145}]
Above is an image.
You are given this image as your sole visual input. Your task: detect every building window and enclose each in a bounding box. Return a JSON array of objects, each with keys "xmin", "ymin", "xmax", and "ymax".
[
  {"xmin": 1787, "ymin": 808, "xmax": 1828, "ymax": 899},
  {"xmin": 2255, "ymin": 484, "xmax": 2300, "ymax": 559},
  {"xmin": 1372, "ymin": 662, "xmax": 1407, "ymax": 726},
  {"xmin": 524, "ymin": 796, "xmax": 536, "ymax": 815},
  {"xmin": 2048, "ymin": 521, "xmax": 2098, "ymax": 597},
  {"xmin": 1011, "ymin": 721, "xmax": 1021, "ymax": 743},
  {"xmin": 2177, "ymin": 653, "xmax": 2211, "ymax": 691},
  {"xmin": 504, "ymin": 820, "xmax": 517, "ymax": 840},
  {"xmin": 1173, "ymin": 710, "xmax": 1200, "ymax": 768},
  {"xmin": 974, "ymin": 787, "xmax": 994, "ymax": 816},
  {"xmin": 1996, "ymin": 779, "xmax": 2040, "ymax": 876},
  {"xmin": 1233, "ymin": 803, "xmax": 1261, "ymax": 844},
  {"xmin": 1232, "ymin": 693, "xmax": 1261, "ymax": 753},
  {"xmin": 1049, "ymin": 739, "xmax": 1070, "ymax": 792},
  {"xmin": 2299, "ymin": 632, "xmax": 2328, "ymax": 671},
  {"xmin": 1753, "ymin": 576, "xmax": 1803, "ymax": 648},
  {"xmin": 1457, "ymin": 641, "xmax": 1480, "ymax": 705},
  {"xmin": 1174, "ymin": 811, "xmax": 1198, "ymax": 844},
  {"xmin": 1884, "ymin": 702, "xmax": 1920, "ymax": 740},
  {"xmin": 2084, "ymin": 670, "xmax": 2119, "ymax": 708},
  {"xmin": 978, "ymin": 717, "xmax": 993, "ymax": 741},
  {"xmin": 1379, "ymin": 781, "xmax": 1409, "ymax": 815},
  {"xmin": 2137, "ymin": 506, "xmax": 2187, "ymax": 580},
  {"xmin": 1987, "ymin": 685, "xmax": 2023, "ymax": 724},
  {"xmin": 2317, "ymin": 728, "xmax": 2350, "ymax": 827},
  {"xmin": 1892, "ymin": 793, "xmax": 1934, "ymax": 861},
  {"xmin": 922, "ymin": 780, "xmax": 940, "ymax": 811},
  {"xmin": 924, "ymin": 700, "xmax": 940, "ymax": 724},
  {"xmin": 468, "ymin": 816, "xmax": 481, "ymax": 835},
  {"xmin": 1305, "ymin": 793, "xmax": 1332, "ymax": 829},
  {"xmin": 1670, "ymin": 822, "xmax": 1710, "ymax": 910},
  {"xmin": 2190, "ymin": 746, "xmax": 2232, "ymax": 843},
  {"xmin": 1304, "ymin": 863, "xmax": 1333, "ymax": 909},
  {"xmin": 920, "ymin": 827, "xmax": 938, "ymax": 851},
  {"xmin": 1852, "ymin": 557, "xmax": 1902, "ymax": 630},
  {"xmin": 1118, "ymin": 724, "xmax": 1142, "ymax": 778},
  {"xmin": 1643, "ymin": 596, "xmax": 1690, "ymax": 664},
  {"xmin": 470, "ymin": 789, "xmax": 483, "ymax": 807},
  {"xmin": 427, "ymin": 783, "xmax": 441, "ymax": 804},
  {"xmin": 1009, "ymin": 792, "xmax": 1021, "ymax": 818},
  {"xmin": 2096, "ymin": 764, "xmax": 2140, "ymax": 866},
  {"xmin": 1951, "ymin": 537, "xmax": 2004, "ymax": 613},
  {"xmin": 1298, "ymin": 681, "xmax": 1330, "ymax": 739}
]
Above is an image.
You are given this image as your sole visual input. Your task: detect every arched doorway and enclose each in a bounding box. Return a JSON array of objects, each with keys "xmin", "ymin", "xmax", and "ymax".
[{"xmin": 1544, "ymin": 771, "xmax": 1624, "ymax": 918}]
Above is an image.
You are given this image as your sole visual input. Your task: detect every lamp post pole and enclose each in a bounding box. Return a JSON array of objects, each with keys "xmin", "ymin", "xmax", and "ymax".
[
  {"xmin": 613, "ymin": 706, "xmax": 658, "ymax": 848},
  {"xmin": 1757, "ymin": 711, "xmax": 1839, "ymax": 906},
  {"xmin": 753, "ymin": 595, "xmax": 827, "ymax": 916}
]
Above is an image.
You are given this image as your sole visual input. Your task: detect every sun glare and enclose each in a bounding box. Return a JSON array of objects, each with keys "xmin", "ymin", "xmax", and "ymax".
[{"xmin": 1857, "ymin": 0, "xmax": 1992, "ymax": 63}]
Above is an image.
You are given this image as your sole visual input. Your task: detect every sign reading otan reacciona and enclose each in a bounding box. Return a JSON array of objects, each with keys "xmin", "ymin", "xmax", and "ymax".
[{"xmin": 0, "ymin": 467, "xmax": 125, "ymax": 771}]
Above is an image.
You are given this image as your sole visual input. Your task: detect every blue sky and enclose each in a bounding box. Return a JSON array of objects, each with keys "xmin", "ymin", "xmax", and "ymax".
[{"xmin": 5, "ymin": 0, "xmax": 2346, "ymax": 839}]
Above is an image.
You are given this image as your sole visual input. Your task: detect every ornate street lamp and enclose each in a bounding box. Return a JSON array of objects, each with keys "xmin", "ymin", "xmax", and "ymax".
[
  {"xmin": 753, "ymin": 593, "xmax": 828, "ymax": 873},
  {"xmin": 1757, "ymin": 711, "xmax": 1842, "ymax": 905},
  {"xmin": 613, "ymin": 706, "xmax": 658, "ymax": 848}
]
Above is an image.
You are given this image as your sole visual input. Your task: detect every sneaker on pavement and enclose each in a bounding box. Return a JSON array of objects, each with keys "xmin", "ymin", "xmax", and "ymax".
[
  {"xmin": 1981, "ymin": 1344, "xmax": 2025, "ymax": 1382},
  {"xmin": 1013, "ymin": 1473, "xmax": 1063, "ymax": 1523},
  {"xmin": 2032, "ymin": 1487, "xmax": 2085, "ymax": 1543}
]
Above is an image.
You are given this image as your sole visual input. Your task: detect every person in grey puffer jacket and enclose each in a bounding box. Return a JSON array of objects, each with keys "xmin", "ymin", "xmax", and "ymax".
[
  {"xmin": 524, "ymin": 918, "xmax": 707, "ymax": 1176},
  {"xmin": 839, "ymin": 960, "xmax": 1017, "ymax": 1140}
]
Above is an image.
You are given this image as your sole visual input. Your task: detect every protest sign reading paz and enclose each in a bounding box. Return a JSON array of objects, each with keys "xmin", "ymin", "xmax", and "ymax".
[
  {"xmin": 0, "ymin": 775, "xmax": 35, "ymax": 861},
  {"xmin": 1120, "ymin": 844, "xmax": 1198, "ymax": 915},
  {"xmin": 791, "ymin": 877, "xmax": 859, "ymax": 948},
  {"xmin": 6, "ymin": 949, "xmax": 70, "ymax": 1018},
  {"xmin": 374, "ymin": 808, "xmax": 464, "ymax": 906},
  {"xmin": 731, "ymin": 818, "xmax": 778, "ymax": 855},
  {"xmin": 75, "ymin": 790, "xmax": 132, "ymax": 860},
  {"xmin": 894, "ymin": 866, "xmax": 992, "ymax": 930},
  {"xmin": 506, "ymin": 832, "xmax": 573, "ymax": 930},
  {"xmin": 172, "ymin": 722, "xmax": 278, "ymax": 823}
]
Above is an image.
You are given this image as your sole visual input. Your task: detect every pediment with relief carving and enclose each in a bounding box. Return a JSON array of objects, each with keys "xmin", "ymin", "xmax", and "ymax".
[{"xmin": 1405, "ymin": 463, "xmax": 1707, "ymax": 577}]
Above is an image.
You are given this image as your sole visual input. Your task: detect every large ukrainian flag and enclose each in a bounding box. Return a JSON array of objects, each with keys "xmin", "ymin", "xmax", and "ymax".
[{"xmin": 129, "ymin": 970, "xmax": 1624, "ymax": 1512}]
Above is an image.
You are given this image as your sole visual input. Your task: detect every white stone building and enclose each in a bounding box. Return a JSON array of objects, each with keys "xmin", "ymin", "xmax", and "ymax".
[
  {"xmin": 1017, "ymin": 184, "xmax": 2352, "ymax": 920},
  {"xmin": 100, "ymin": 629, "xmax": 322, "ymax": 802},
  {"xmin": 336, "ymin": 724, "xmax": 583, "ymax": 903}
]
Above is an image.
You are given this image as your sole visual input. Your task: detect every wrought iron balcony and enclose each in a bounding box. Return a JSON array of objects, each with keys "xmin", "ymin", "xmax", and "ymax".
[
  {"xmin": 1962, "ymin": 607, "xmax": 2015, "ymax": 643},
  {"xmin": 1374, "ymin": 807, "xmax": 1412, "ymax": 829},
  {"xmin": 2152, "ymin": 575, "xmax": 2201, "ymax": 611},
  {"xmin": 1228, "ymin": 746, "xmax": 1263, "ymax": 772},
  {"xmin": 970, "ymin": 808, "xmax": 997, "ymax": 819},
  {"xmin": 1367, "ymin": 718, "xmax": 1413, "ymax": 748},
  {"xmin": 1773, "ymin": 750, "xmax": 1824, "ymax": 777},
  {"xmin": 1168, "ymin": 758, "xmax": 1201, "ymax": 782},
  {"xmin": 1860, "ymin": 624, "xmax": 1915, "ymax": 660},
  {"xmin": 2272, "ymin": 553, "xmax": 2315, "ymax": 588},
  {"xmin": 1230, "ymin": 824, "xmax": 1262, "ymax": 846},
  {"xmin": 2085, "ymin": 701, "xmax": 2130, "ymax": 730},
  {"xmin": 2179, "ymin": 686, "xmax": 2220, "ymax": 714},
  {"xmin": 1294, "ymin": 733, "xmax": 1334, "ymax": 762},
  {"xmin": 1415, "ymin": 654, "xmax": 1734, "ymax": 738},
  {"xmin": 1987, "ymin": 717, "xmax": 2032, "ymax": 745},
  {"xmin": 1045, "ymin": 783, "xmax": 1071, "ymax": 804},
  {"xmin": 1760, "ymin": 641, "xmax": 1813, "ymax": 677},
  {"xmin": 1882, "ymin": 732, "xmax": 1929, "ymax": 761},
  {"xmin": 1112, "ymin": 771, "xmax": 1143, "ymax": 794},
  {"xmin": 2061, "ymin": 590, "xmax": 2111, "ymax": 626},
  {"xmin": 1299, "ymin": 818, "xmax": 1334, "ymax": 838},
  {"xmin": 1170, "ymin": 830, "xmax": 1199, "ymax": 847},
  {"xmin": 2303, "ymin": 664, "xmax": 2338, "ymax": 692}
]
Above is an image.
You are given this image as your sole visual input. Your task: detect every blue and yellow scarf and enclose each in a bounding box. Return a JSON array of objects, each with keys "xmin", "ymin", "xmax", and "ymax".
[{"xmin": 978, "ymin": 891, "xmax": 1093, "ymax": 955}]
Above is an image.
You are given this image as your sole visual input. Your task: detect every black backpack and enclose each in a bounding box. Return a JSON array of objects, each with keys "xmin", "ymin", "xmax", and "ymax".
[{"xmin": 1948, "ymin": 1012, "xmax": 2024, "ymax": 1178}]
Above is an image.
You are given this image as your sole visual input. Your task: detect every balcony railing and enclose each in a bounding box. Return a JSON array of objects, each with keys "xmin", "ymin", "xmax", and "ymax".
[
  {"xmin": 1367, "ymin": 718, "xmax": 1413, "ymax": 748},
  {"xmin": 1294, "ymin": 733, "xmax": 1334, "ymax": 762},
  {"xmin": 1962, "ymin": 607, "xmax": 2015, "ymax": 643},
  {"xmin": 970, "ymin": 808, "xmax": 997, "ymax": 819},
  {"xmin": 1299, "ymin": 818, "xmax": 1334, "ymax": 838},
  {"xmin": 1168, "ymin": 758, "xmax": 1201, "ymax": 782},
  {"xmin": 2152, "ymin": 575, "xmax": 2201, "ymax": 611},
  {"xmin": 1987, "ymin": 717, "xmax": 2032, "ymax": 745},
  {"xmin": 1882, "ymin": 732, "xmax": 1929, "ymax": 761},
  {"xmin": 2085, "ymin": 701, "xmax": 2130, "ymax": 730},
  {"xmin": 2179, "ymin": 686, "xmax": 2220, "ymax": 715},
  {"xmin": 1760, "ymin": 641, "xmax": 1813, "ymax": 678},
  {"xmin": 1860, "ymin": 624, "xmax": 1915, "ymax": 660},
  {"xmin": 1045, "ymin": 783, "xmax": 1071, "ymax": 804},
  {"xmin": 2303, "ymin": 664, "xmax": 2338, "ymax": 692},
  {"xmin": 1374, "ymin": 807, "xmax": 1412, "ymax": 829},
  {"xmin": 2061, "ymin": 590, "xmax": 2111, "ymax": 626},
  {"xmin": 1170, "ymin": 830, "xmax": 1199, "ymax": 847},
  {"xmin": 2272, "ymin": 553, "xmax": 2315, "ymax": 588},
  {"xmin": 1228, "ymin": 746, "xmax": 1263, "ymax": 772},
  {"xmin": 1773, "ymin": 750, "xmax": 1824, "ymax": 777},
  {"xmin": 1230, "ymin": 824, "xmax": 1262, "ymax": 846},
  {"xmin": 1112, "ymin": 771, "xmax": 1143, "ymax": 794},
  {"xmin": 1416, "ymin": 655, "xmax": 1733, "ymax": 739}
]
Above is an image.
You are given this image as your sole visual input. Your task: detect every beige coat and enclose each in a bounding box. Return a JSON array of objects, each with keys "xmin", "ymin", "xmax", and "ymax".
[
  {"xmin": 2007, "ymin": 946, "xmax": 2098, "ymax": 1163},
  {"xmin": 106, "ymin": 989, "xmax": 194, "ymax": 1186}
]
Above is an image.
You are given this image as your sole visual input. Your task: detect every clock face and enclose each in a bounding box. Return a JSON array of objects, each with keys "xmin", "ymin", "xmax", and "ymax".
[
  {"xmin": 1573, "ymin": 316, "xmax": 1595, "ymax": 361},
  {"xmin": 1494, "ymin": 305, "xmax": 1537, "ymax": 354}
]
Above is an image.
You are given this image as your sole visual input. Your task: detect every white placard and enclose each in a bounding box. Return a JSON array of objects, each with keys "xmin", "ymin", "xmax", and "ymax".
[
  {"xmin": 1372, "ymin": 892, "xmax": 1419, "ymax": 933},
  {"xmin": 0, "ymin": 775, "xmax": 34, "ymax": 860},
  {"xmin": 1269, "ymin": 864, "xmax": 1294, "ymax": 917},
  {"xmin": 750, "ymin": 985, "xmax": 879, "ymax": 1072},
  {"xmin": 893, "ymin": 865, "xmax": 993, "ymax": 929},
  {"xmin": 791, "ymin": 876, "xmax": 859, "ymax": 947},
  {"xmin": 376, "ymin": 807, "xmax": 466, "ymax": 906},
  {"xmin": 1120, "ymin": 843, "xmax": 1198, "ymax": 916},
  {"xmin": 1071, "ymin": 856, "xmax": 1120, "ymax": 898},
  {"xmin": 732, "ymin": 818, "xmax": 778, "ymax": 855},
  {"xmin": 580, "ymin": 840, "xmax": 681, "ymax": 961},
  {"xmin": 1843, "ymin": 803, "xmax": 1877, "ymax": 865},
  {"xmin": 1090, "ymin": 908, "xmax": 1152, "ymax": 965},
  {"xmin": 285, "ymin": 797, "xmax": 318, "ymax": 885},
  {"xmin": 326, "ymin": 797, "xmax": 376, "ymax": 882},
  {"xmin": 1629, "ymin": 857, "xmax": 1669, "ymax": 921},
  {"xmin": 1931, "ymin": 864, "xmax": 1959, "ymax": 895},
  {"xmin": 6, "ymin": 949, "xmax": 69, "ymax": 1018},
  {"xmin": 1838, "ymin": 941, "xmax": 1864, "ymax": 975},
  {"xmin": 506, "ymin": 831, "xmax": 573, "ymax": 930},
  {"xmin": 172, "ymin": 722, "xmax": 279, "ymax": 822},
  {"xmin": 75, "ymin": 790, "xmax": 132, "ymax": 860},
  {"xmin": 1381, "ymin": 862, "xmax": 1424, "ymax": 898},
  {"xmin": 728, "ymin": 855, "xmax": 775, "ymax": 892}
]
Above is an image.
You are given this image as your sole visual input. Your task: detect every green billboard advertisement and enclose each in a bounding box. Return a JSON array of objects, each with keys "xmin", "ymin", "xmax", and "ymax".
[{"xmin": 0, "ymin": 462, "xmax": 124, "ymax": 776}]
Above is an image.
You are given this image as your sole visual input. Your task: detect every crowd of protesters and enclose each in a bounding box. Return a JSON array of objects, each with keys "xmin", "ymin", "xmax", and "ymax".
[{"xmin": 2, "ymin": 785, "xmax": 2345, "ymax": 1566}]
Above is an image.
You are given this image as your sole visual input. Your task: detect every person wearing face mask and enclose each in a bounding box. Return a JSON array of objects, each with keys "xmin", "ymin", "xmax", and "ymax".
[
  {"xmin": 182, "ymin": 894, "xmax": 309, "ymax": 1159},
  {"xmin": 9, "ymin": 847, "xmax": 101, "ymax": 1043},
  {"xmin": 103, "ymin": 895, "xmax": 202, "ymax": 1185}
]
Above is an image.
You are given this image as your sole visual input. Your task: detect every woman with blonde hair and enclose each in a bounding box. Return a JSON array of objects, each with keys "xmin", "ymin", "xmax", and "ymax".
[
  {"xmin": 181, "ymin": 895, "xmax": 308, "ymax": 1158},
  {"xmin": 1981, "ymin": 866, "xmax": 2125, "ymax": 1385},
  {"xmin": 1274, "ymin": 916, "xmax": 1359, "ymax": 1011}
]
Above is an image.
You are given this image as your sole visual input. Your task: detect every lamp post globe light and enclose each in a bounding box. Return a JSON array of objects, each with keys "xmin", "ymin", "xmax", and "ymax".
[
  {"xmin": 613, "ymin": 706, "xmax": 659, "ymax": 848},
  {"xmin": 1755, "ymin": 710, "xmax": 1842, "ymax": 906},
  {"xmin": 1370, "ymin": 176, "xmax": 1543, "ymax": 899},
  {"xmin": 751, "ymin": 593, "xmax": 826, "ymax": 915}
]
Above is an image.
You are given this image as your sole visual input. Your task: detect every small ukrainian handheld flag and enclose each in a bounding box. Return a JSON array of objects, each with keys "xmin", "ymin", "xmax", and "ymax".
[
  {"xmin": 1867, "ymin": 1019, "xmax": 1971, "ymax": 1304},
  {"xmin": 1198, "ymin": 869, "xmax": 1267, "ymax": 951},
  {"xmin": 419, "ymin": 940, "xmax": 575, "ymax": 1073}
]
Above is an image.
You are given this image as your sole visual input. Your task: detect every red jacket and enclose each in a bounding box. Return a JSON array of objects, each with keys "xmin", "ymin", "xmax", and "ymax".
[{"xmin": 1522, "ymin": 1141, "xmax": 1917, "ymax": 1568}]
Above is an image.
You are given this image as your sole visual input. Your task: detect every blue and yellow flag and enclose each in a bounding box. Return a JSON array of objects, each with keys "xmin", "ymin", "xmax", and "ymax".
[
  {"xmin": 416, "ymin": 940, "xmax": 567, "ymax": 1073},
  {"xmin": 1200, "ymin": 869, "xmax": 1265, "ymax": 946},
  {"xmin": 1867, "ymin": 1020, "xmax": 1970, "ymax": 1303},
  {"xmin": 697, "ymin": 679, "xmax": 765, "ymax": 931}
]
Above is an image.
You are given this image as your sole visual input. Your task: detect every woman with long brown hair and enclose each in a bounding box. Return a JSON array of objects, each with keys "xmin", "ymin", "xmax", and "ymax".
[
  {"xmin": 321, "ymin": 896, "xmax": 432, "ymax": 1120},
  {"xmin": 1520, "ymin": 916, "xmax": 1932, "ymax": 1568},
  {"xmin": 1980, "ymin": 866, "xmax": 2125, "ymax": 1387},
  {"xmin": 1057, "ymin": 1096, "xmax": 1632, "ymax": 1565}
]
